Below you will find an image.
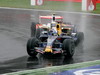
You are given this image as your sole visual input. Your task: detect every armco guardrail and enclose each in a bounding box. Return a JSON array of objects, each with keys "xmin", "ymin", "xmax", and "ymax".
[{"xmin": 48, "ymin": 0, "xmax": 100, "ymax": 3}]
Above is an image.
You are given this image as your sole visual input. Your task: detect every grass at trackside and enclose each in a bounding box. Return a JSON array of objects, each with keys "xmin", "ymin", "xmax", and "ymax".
[
  {"xmin": 0, "ymin": 0, "xmax": 100, "ymax": 13},
  {"xmin": 33, "ymin": 1, "xmax": 81, "ymax": 12},
  {"xmin": 92, "ymin": 3, "xmax": 100, "ymax": 14},
  {"xmin": 4, "ymin": 60, "xmax": 100, "ymax": 75},
  {"xmin": 0, "ymin": 0, "xmax": 30, "ymax": 8},
  {"xmin": 0, "ymin": 0, "xmax": 81, "ymax": 11}
]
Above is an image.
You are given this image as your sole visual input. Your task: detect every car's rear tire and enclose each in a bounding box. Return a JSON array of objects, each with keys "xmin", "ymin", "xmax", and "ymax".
[
  {"xmin": 62, "ymin": 39, "xmax": 75, "ymax": 58},
  {"xmin": 75, "ymin": 32, "xmax": 84, "ymax": 45},
  {"xmin": 27, "ymin": 37, "xmax": 39, "ymax": 57},
  {"xmin": 31, "ymin": 22, "xmax": 39, "ymax": 37},
  {"xmin": 35, "ymin": 28, "xmax": 43, "ymax": 39}
]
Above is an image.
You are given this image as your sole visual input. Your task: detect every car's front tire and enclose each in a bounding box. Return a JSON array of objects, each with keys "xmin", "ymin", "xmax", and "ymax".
[
  {"xmin": 27, "ymin": 37, "xmax": 39, "ymax": 57},
  {"xmin": 62, "ymin": 39, "xmax": 75, "ymax": 58}
]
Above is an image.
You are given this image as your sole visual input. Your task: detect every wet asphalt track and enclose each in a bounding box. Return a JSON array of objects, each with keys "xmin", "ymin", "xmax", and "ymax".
[{"xmin": 0, "ymin": 8, "xmax": 100, "ymax": 74}]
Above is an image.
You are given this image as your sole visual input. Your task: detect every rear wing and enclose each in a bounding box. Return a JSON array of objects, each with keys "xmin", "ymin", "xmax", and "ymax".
[
  {"xmin": 39, "ymin": 16, "xmax": 63, "ymax": 23},
  {"xmin": 39, "ymin": 16, "xmax": 63, "ymax": 19}
]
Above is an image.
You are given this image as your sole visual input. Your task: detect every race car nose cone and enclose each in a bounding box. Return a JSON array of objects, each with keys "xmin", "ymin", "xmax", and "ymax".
[{"xmin": 45, "ymin": 46, "xmax": 53, "ymax": 53}]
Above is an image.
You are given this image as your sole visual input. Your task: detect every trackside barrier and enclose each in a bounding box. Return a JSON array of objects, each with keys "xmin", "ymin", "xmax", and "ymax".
[
  {"xmin": 82, "ymin": 0, "xmax": 96, "ymax": 11},
  {"xmin": 48, "ymin": 0, "xmax": 100, "ymax": 3},
  {"xmin": 48, "ymin": 0, "xmax": 97, "ymax": 11}
]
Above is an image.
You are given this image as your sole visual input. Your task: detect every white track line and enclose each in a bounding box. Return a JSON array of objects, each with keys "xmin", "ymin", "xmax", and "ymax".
[{"xmin": 0, "ymin": 7, "xmax": 100, "ymax": 16}]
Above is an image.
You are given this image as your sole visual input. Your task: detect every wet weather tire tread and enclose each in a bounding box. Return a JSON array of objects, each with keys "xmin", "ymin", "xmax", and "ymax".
[{"xmin": 62, "ymin": 39, "xmax": 75, "ymax": 58}]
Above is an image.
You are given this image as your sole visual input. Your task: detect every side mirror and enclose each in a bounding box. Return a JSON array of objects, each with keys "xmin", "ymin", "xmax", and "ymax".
[{"xmin": 71, "ymin": 33, "xmax": 76, "ymax": 37}]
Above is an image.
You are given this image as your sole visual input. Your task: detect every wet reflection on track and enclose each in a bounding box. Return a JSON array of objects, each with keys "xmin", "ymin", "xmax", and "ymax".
[
  {"xmin": 0, "ymin": 55, "xmax": 74, "ymax": 74},
  {"xmin": 27, "ymin": 54, "xmax": 74, "ymax": 69}
]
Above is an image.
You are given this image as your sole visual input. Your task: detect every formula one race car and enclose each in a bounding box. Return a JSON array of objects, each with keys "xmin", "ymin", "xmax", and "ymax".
[{"xmin": 27, "ymin": 14, "xmax": 84, "ymax": 58}]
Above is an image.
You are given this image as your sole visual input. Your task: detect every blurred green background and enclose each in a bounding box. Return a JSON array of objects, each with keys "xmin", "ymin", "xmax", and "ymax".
[{"xmin": 0, "ymin": 0, "xmax": 100, "ymax": 13}]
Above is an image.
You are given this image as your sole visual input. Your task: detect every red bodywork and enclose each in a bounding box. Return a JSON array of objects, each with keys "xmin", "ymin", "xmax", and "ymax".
[
  {"xmin": 36, "ymin": 24, "xmax": 42, "ymax": 29},
  {"xmin": 40, "ymin": 16, "xmax": 63, "ymax": 19},
  {"xmin": 36, "ymin": 16, "xmax": 63, "ymax": 29}
]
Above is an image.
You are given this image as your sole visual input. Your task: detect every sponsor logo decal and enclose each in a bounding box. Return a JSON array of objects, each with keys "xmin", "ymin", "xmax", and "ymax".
[
  {"xmin": 50, "ymin": 65, "xmax": 100, "ymax": 75},
  {"xmin": 74, "ymin": 69, "xmax": 100, "ymax": 75}
]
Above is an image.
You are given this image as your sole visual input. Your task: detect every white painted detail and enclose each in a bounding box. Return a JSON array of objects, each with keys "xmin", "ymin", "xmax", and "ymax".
[
  {"xmin": 82, "ymin": 0, "xmax": 96, "ymax": 11},
  {"xmin": 37, "ymin": 0, "xmax": 43, "ymax": 5},
  {"xmin": 47, "ymin": 23, "xmax": 51, "ymax": 28},
  {"xmin": 71, "ymin": 33, "xmax": 76, "ymax": 36},
  {"xmin": 82, "ymin": 0, "xmax": 87, "ymax": 11},
  {"xmin": 74, "ymin": 69, "xmax": 100, "ymax": 75},
  {"xmin": 31, "ymin": 0, "xmax": 36, "ymax": 6},
  {"xmin": 88, "ymin": 1, "xmax": 95, "ymax": 11}
]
